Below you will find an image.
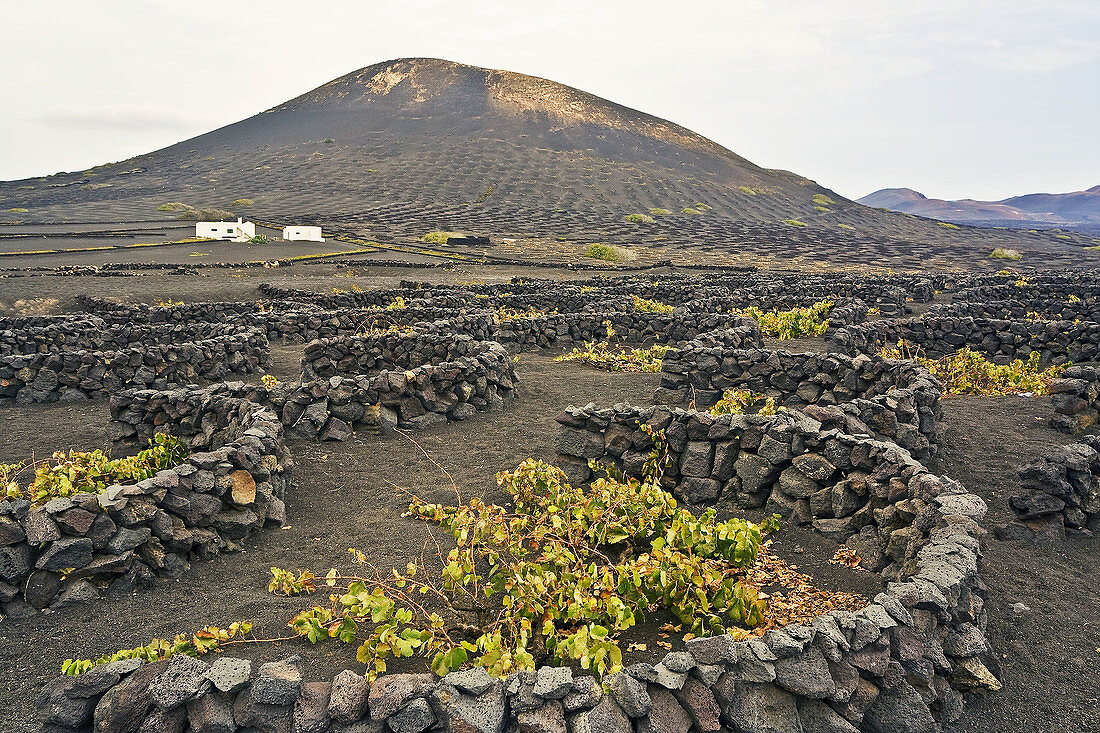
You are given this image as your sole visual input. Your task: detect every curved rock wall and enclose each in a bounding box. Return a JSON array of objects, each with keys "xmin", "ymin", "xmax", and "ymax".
[
  {"xmin": 828, "ymin": 316, "xmax": 1100, "ymax": 364},
  {"xmin": 656, "ymin": 348, "xmax": 942, "ymax": 459},
  {"xmin": 0, "ymin": 397, "xmax": 290, "ymax": 616},
  {"xmin": 0, "ymin": 328, "xmax": 269, "ymax": 405}
]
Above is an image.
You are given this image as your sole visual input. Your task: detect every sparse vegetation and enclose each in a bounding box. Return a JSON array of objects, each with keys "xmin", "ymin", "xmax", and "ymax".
[
  {"xmin": 731, "ymin": 301, "xmax": 833, "ymax": 339},
  {"xmin": 631, "ymin": 294, "xmax": 674, "ymax": 314},
  {"xmin": 990, "ymin": 247, "xmax": 1023, "ymax": 260},
  {"xmin": 6, "ymin": 208, "xmax": 28, "ymax": 213},
  {"xmin": 157, "ymin": 202, "xmax": 192, "ymax": 212},
  {"xmin": 879, "ymin": 342, "xmax": 1066, "ymax": 396},
  {"xmin": 249, "ymin": 234, "xmax": 270, "ymax": 244},
  {"xmin": 624, "ymin": 213, "xmax": 655, "ymax": 224},
  {"xmin": 555, "ymin": 322, "xmax": 666, "ymax": 372},
  {"xmin": 812, "ymin": 194, "xmax": 835, "ymax": 206},
  {"xmin": 681, "ymin": 207, "xmax": 702, "ymax": 215},
  {"xmin": 709, "ymin": 389, "xmax": 784, "ymax": 416},
  {"xmin": 422, "ymin": 231, "xmax": 463, "ymax": 244},
  {"xmin": 3, "ymin": 434, "xmax": 188, "ymax": 506},
  {"xmin": 230, "ymin": 198, "xmax": 255, "ymax": 207},
  {"xmin": 583, "ymin": 243, "xmax": 628, "ymax": 262},
  {"xmin": 784, "ymin": 219, "xmax": 808, "ymax": 227},
  {"xmin": 937, "ymin": 221, "xmax": 960, "ymax": 229},
  {"xmin": 649, "ymin": 207, "xmax": 672, "ymax": 216},
  {"xmin": 178, "ymin": 208, "xmax": 235, "ymax": 221}
]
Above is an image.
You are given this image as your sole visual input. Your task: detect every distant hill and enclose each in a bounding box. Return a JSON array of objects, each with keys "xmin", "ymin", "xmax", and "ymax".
[
  {"xmin": 1, "ymin": 58, "xmax": 1094, "ymax": 269},
  {"xmin": 859, "ymin": 186, "xmax": 1100, "ymax": 231}
]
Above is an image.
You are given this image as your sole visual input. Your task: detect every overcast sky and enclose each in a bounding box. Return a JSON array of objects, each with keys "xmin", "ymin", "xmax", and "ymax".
[{"xmin": 1, "ymin": 0, "xmax": 1097, "ymax": 201}]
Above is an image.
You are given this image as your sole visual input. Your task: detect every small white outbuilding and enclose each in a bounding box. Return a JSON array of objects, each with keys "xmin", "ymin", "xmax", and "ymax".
[
  {"xmin": 195, "ymin": 218, "xmax": 256, "ymax": 242},
  {"xmin": 282, "ymin": 225, "xmax": 325, "ymax": 242}
]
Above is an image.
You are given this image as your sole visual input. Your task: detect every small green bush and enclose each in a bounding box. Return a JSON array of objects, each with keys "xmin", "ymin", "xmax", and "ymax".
[
  {"xmin": 649, "ymin": 208, "xmax": 672, "ymax": 216},
  {"xmin": 631, "ymin": 295, "xmax": 673, "ymax": 314},
  {"xmin": 624, "ymin": 213, "xmax": 655, "ymax": 224},
  {"xmin": 157, "ymin": 202, "xmax": 192, "ymax": 212},
  {"xmin": 990, "ymin": 248, "xmax": 1022, "ymax": 261},
  {"xmin": 249, "ymin": 234, "xmax": 269, "ymax": 244},
  {"xmin": 6, "ymin": 208, "xmax": 28, "ymax": 213},
  {"xmin": 584, "ymin": 244, "xmax": 627, "ymax": 262},
  {"xmin": 937, "ymin": 221, "xmax": 959, "ymax": 230},
  {"xmin": 422, "ymin": 231, "xmax": 463, "ymax": 244},
  {"xmin": 681, "ymin": 207, "xmax": 701, "ymax": 215},
  {"xmin": 178, "ymin": 208, "xmax": 235, "ymax": 221},
  {"xmin": 230, "ymin": 198, "xmax": 254, "ymax": 207},
  {"xmin": 784, "ymin": 219, "xmax": 807, "ymax": 227},
  {"xmin": 738, "ymin": 186, "xmax": 757, "ymax": 196},
  {"xmin": 812, "ymin": 194, "xmax": 835, "ymax": 206}
]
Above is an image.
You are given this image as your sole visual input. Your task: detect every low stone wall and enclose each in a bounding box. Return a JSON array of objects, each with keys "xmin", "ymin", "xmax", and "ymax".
[
  {"xmin": 0, "ymin": 398, "xmax": 290, "ymax": 617},
  {"xmin": 302, "ymin": 331, "xmax": 502, "ymax": 380},
  {"xmin": 926, "ymin": 298, "xmax": 1100, "ymax": 324},
  {"xmin": 828, "ymin": 315, "xmax": 1100, "ymax": 364},
  {"xmin": 0, "ymin": 320, "xmax": 258, "ymax": 357},
  {"xmin": 0, "ymin": 328, "xmax": 269, "ymax": 405},
  {"xmin": 495, "ymin": 312, "xmax": 761, "ymax": 351},
  {"xmin": 656, "ymin": 348, "xmax": 942, "ymax": 460},
  {"xmin": 553, "ymin": 402, "xmax": 995, "ymax": 730},
  {"xmin": 1047, "ymin": 365, "xmax": 1100, "ymax": 434},
  {"xmin": 1012, "ymin": 435, "xmax": 1100, "ymax": 531},
  {"xmin": 109, "ymin": 338, "xmax": 516, "ymax": 444}
]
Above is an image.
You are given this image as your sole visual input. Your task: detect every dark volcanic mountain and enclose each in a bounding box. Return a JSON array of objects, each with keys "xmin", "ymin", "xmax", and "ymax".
[
  {"xmin": 1, "ymin": 58, "xmax": 1093, "ymax": 268},
  {"xmin": 859, "ymin": 186, "xmax": 1100, "ymax": 231}
]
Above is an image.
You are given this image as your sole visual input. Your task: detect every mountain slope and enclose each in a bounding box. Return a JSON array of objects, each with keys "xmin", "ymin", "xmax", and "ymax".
[
  {"xmin": 1, "ymin": 58, "xmax": 1094, "ymax": 269},
  {"xmin": 859, "ymin": 186, "xmax": 1100, "ymax": 229}
]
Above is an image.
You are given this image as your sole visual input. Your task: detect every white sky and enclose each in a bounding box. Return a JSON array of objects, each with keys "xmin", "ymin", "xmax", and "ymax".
[{"xmin": 1, "ymin": 0, "xmax": 1097, "ymax": 201}]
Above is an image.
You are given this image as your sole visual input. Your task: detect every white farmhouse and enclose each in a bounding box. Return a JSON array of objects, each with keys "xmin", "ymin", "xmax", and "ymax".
[
  {"xmin": 195, "ymin": 218, "xmax": 256, "ymax": 242},
  {"xmin": 282, "ymin": 225, "xmax": 325, "ymax": 242}
]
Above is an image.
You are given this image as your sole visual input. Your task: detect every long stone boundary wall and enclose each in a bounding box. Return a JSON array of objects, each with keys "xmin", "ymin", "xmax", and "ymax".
[
  {"xmin": 1011, "ymin": 435, "xmax": 1100, "ymax": 531},
  {"xmin": 0, "ymin": 397, "xmax": 290, "ymax": 616},
  {"xmin": 1048, "ymin": 365, "xmax": 1100, "ymax": 434},
  {"xmin": 495, "ymin": 312, "xmax": 762, "ymax": 351},
  {"xmin": 926, "ymin": 298, "xmax": 1100, "ymax": 324},
  {"xmin": 656, "ymin": 348, "xmax": 943, "ymax": 460},
  {"xmin": 0, "ymin": 328, "xmax": 269, "ymax": 405},
  {"xmin": 1, "ymin": 320, "xmax": 261, "ymax": 356},
  {"xmin": 828, "ymin": 315, "xmax": 1100, "ymax": 364}
]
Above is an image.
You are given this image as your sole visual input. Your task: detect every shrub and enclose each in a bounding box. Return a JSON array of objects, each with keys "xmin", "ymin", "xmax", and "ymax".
[
  {"xmin": 273, "ymin": 439, "xmax": 776, "ymax": 679},
  {"xmin": 784, "ymin": 219, "xmax": 808, "ymax": 227},
  {"xmin": 178, "ymin": 208, "xmax": 235, "ymax": 221},
  {"xmin": 422, "ymin": 231, "xmax": 463, "ymax": 244},
  {"xmin": 157, "ymin": 202, "xmax": 193, "ymax": 212},
  {"xmin": 496, "ymin": 306, "xmax": 548, "ymax": 322},
  {"xmin": 555, "ymin": 322, "xmax": 667, "ymax": 372},
  {"xmin": 230, "ymin": 198, "xmax": 255, "ymax": 207},
  {"xmin": 249, "ymin": 234, "xmax": 269, "ymax": 244},
  {"xmin": 583, "ymin": 244, "xmax": 627, "ymax": 262},
  {"xmin": 811, "ymin": 194, "xmax": 835, "ymax": 206},
  {"xmin": 6, "ymin": 208, "xmax": 28, "ymax": 213},
  {"xmin": 738, "ymin": 186, "xmax": 757, "ymax": 196},
  {"xmin": 937, "ymin": 221, "xmax": 959, "ymax": 229},
  {"xmin": 709, "ymin": 389, "xmax": 783, "ymax": 416},
  {"xmin": 624, "ymin": 213, "xmax": 655, "ymax": 224},
  {"xmin": 731, "ymin": 301, "xmax": 833, "ymax": 339},
  {"xmin": 879, "ymin": 343, "xmax": 1066, "ymax": 396},
  {"xmin": 631, "ymin": 295, "xmax": 673, "ymax": 314},
  {"xmin": 649, "ymin": 208, "xmax": 672, "ymax": 216},
  {"xmin": 3, "ymin": 434, "xmax": 188, "ymax": 506},
  {"xmin": 385, "ymin": 296, "xmax": 408, "ymax": 310},
  {"xmin": 681, "ymin": 207, "xmax": 702, "ymax": 215},
  {"xmin": 990, "ymin": 247, "xmax": 1022, "ymax": 260}
]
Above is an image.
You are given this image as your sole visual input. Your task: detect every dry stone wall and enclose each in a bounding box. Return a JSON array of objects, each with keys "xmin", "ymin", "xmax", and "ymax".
[
  {"xmin": 656, "ymin": 347, "xmax": 943, "ymax": 460},
  {"xmin": 0, "ymin": 327, "xmax": 269, "ymax": 405},
  {"xmin": 1048, "ymin": 365, "xmax": 1100, "ymax": 434},
  {"xmin": 0, "ymin": 397, "xmax": 290, "ymax": 617},
  {"xmin": 828, "ymin": 316, "xmax": 1100, "ymax": 364},
  {"xmin": 1011, "ymin": 435, "xmax": 1100, "ymax": 531}
]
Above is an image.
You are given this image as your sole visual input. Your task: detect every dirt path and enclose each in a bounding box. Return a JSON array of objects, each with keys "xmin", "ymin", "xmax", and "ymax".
[{"xmin": 934, "ymin": 397, "xmax": 1100, "ymax": 733}]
